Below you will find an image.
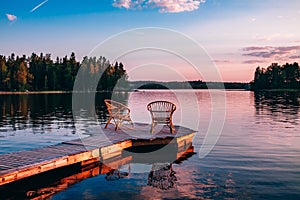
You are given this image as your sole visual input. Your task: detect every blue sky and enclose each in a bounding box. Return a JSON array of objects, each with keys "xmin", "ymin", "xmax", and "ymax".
[{"xmin": 1, "ymin": 0, "xmax": 300, "ymax": 81}]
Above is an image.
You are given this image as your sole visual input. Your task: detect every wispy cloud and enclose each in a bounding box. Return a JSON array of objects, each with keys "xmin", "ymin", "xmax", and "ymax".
[
  {"xmin": 113, "ymin": 0, "xmax": 206, "ymax": 13},
  {"xmin": 289, "ymin": 55, "xmax": 300, "ymax": 59},
  {"xmin": 243, "ymin": 60, "xmax": 266, "ymax": 64},
  {"xmin": 6, "ymin": 14, "xmax": 17, "ymax": 21},
  {"xmin": 30, "ymin": 0, "xmax": 48, "ymax": 13},
  {"xmin": 213, "ymin": 59, "xmax": 232, "ymax": 64},
  {"xmin": 252, "ymin": 33, "xmax": 295, "ymax": 42},
  {"xmin": 243, "ymin": 46, "xmax": 268, "ymax": 51},
  {"xmin": 242, "ymin": 46, "xmax": 300, "ymax": 61}
]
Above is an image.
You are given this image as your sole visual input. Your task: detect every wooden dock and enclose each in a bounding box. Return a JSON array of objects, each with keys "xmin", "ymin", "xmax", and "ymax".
[
  {"xmin": 0, "ymin": 123, "xmax": 195, "ymax": 186},
  {"xmin": 0, "ymin": 144, "xmax": 195, "ymax": 199}
]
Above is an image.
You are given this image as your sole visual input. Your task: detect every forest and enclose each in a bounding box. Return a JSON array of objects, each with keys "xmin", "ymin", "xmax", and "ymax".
[
  {"xmin": 0, "ymin": 53, "xmax": 128, "ymax": 91},
  {"xmin": 251, "ymin": 62, "xmax": 300, "ymax": 91},
  {"xmin": 3, "ymin": 52, "xmax": 298, "ymax": 92}
]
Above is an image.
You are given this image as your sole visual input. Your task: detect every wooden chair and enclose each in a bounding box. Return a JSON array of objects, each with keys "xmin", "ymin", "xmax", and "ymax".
[
  {"xmin": 104, "ymin": 99, "xmax": 134, "ymax": 131},
  {"xmin": 147, "ymin": 101, "xmax": 176, "ymax": 134}
]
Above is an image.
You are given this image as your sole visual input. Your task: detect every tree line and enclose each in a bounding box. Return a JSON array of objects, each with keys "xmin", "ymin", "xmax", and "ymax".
[
  {"xmin": 132, "ymin": 80, "xmax": 248, "ymax": 90},
  {"xmin": 0, "ymin": 53, "xmax": 128, "ymax": 91},
  {"xmin": 251, "ymin": 62, "xmax": 300, "ymax": 91}
]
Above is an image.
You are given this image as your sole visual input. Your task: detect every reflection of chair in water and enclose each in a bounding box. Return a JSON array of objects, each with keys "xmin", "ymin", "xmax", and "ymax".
[
  {"xmin": 105, "ymin": 169, "xmax": 129, "ymax": 181},
  {"xmin": 147, "ymin": 163, "xmax": 177, "ymax": 190},
  {"xmin": 147, "ymin": 101, "xmax": 176, "ymax": 134},
  {"xmin": 104, "ymin": 99, "xmax": 134, "ymax": 131}
]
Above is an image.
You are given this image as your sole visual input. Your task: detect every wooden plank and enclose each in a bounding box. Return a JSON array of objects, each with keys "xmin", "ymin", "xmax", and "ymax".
[
  {"xmin": 67, "ymin": 151, "xmax": 94, "ymax": 164},
  {"xmin": 0, "ymin": 165, "xmax": 12, "ymax": 170},
  {"xmin": 81, "ymin": 158, "xmax": 100, "ymax": 166},
  {"xmin": 0, "ymin": 173, "xmax": 17, "ymax": 185},
  {"xmin": 176, "ymin": 132, "xmax": 195, "ymax": 144},
  {"xmin": 0, "ymin": 151, "xmax": 95, "ymax": 185},
  {"xmin": 100, "ymin": 140, "xmax": 132, "ymax": 157}
]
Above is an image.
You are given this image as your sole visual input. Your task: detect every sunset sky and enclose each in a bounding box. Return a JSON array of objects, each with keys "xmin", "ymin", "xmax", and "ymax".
[{"xmin": 1, "ymin": 0, "xmax": 300, "ymax": 82}]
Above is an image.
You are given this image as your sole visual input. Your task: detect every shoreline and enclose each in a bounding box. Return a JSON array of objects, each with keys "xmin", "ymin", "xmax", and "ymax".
[
  {"xmin": 1, "ymin": 88, "xmax": 299, "ymax": 95},
  {"xmin": 0, "ymin": 91, "xmax": 71, "ymax": 95},
  {"xmin": 0, "ymin": 90, "xmax": 134, "ymax": 95},
  {"xmin": 0, "ymin": 89, "xmax": 249, "ymax": 95},
  {"xmin": 253, "ymin": 89, "xmax": 300, "ymax": 92}
]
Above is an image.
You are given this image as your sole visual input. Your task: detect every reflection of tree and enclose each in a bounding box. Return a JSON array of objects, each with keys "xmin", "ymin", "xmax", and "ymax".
[
  {"xmin": 147, "ymin": 163, "xmax": 177, "ymax": 190},
  {"xmin": 0, "ymin": 92, "xmax": 129, "ymax": 133},
  {"xmin": 254, "ymin": 91, "xmax": 300, "ymax": 124},
  {"xmin": 0, "ymin": 95, "xmax": 29, "ymax": 131}
]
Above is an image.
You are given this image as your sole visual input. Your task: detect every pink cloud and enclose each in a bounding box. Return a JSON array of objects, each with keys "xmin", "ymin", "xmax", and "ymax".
[
  {"xmin": 6, "ymin": 14, "xmax": 17, "ymax": 21},
  {"xmin": 148, "ymin": 0, "xmax": 205, "ymax": 13},
  {"xmin": 242, "ymin": 45, "xmax": 300, "ymax": 64},
  {"xmin": 113, "ymin": 0, "xmax": 205, "ymax": 13},
  {"xmin": 242, "ymin": 46, "xmax": 300, "ymax": 59},
  {"xmin": 113, "ymin": 0, "xmax": 132, "ymax": 9}
]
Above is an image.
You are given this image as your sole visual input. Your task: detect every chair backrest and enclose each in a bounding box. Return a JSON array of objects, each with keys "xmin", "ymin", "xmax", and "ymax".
[
  {"xmin": 147, "ymin": 101, "xmax": 176, "ymax": 112},
  {"xmin": 104, "ymin": 99, "xmax": 129, "ymax": 116},
  {"xmin": 147, "ymin": 101, "xmax": 176, "ymax": 120}
]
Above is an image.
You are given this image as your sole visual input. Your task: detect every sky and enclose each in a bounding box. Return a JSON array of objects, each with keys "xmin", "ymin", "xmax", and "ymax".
[{"xmin": 1, "ymin": 0, "xmax": 300, "ymax": 82}]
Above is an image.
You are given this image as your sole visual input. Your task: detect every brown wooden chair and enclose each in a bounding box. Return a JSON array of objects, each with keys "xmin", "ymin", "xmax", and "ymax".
[
  {"xmin": 147, "ymin": 101, "xmax": 176, "ymax": 134},
  {"xmin": 104, "ymin": 99, "xmax": 134, "ymax": 131}
]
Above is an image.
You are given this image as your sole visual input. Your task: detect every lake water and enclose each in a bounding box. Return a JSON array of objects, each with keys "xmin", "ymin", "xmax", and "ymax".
[{"xmin": 0, "ymin": 90, "xmax": 300, "ymax": 199}]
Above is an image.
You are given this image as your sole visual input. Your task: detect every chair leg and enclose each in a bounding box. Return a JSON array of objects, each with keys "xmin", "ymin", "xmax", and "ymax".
[
  {"xmin": 105, "ymin": 117, "xmax": 113, "ymax": 129},
  {"xmin": 115, "ymin": 119, "xmax": 122, "ymax": 131},
  {"xmin": 170, "ymin": 122, "xmax": 175, "ymax": 134},
  {"xmin": 129, "ymin": 118, "xmax": 134, "ymax": 127},
  {"xmin": 151, "ymin": 122, "xmax": 155, "ymax": 134}
]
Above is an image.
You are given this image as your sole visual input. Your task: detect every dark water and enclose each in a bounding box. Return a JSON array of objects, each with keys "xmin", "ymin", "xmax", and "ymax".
[
  {"xmin": 0, "ymin": 91, "xmax": 300, "ymax": 199},
  {"xmin": 0, "ymin": 92, "xmax": 129, "ymax": 153}
]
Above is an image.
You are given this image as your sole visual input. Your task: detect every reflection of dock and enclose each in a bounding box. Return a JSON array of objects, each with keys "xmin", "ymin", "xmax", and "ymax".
[{"xmin": 0, "ymin": 123, "xmax": 195, "ymax": 186}]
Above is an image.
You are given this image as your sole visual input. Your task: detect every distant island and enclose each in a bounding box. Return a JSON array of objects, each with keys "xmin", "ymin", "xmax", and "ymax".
[
  {"xmin": 251, "ymin": 62, "xmax": 300, "ymax": 91},
  {"xmin": 131, "ymin": 81, "xmax": 249, "ymax": 90}
]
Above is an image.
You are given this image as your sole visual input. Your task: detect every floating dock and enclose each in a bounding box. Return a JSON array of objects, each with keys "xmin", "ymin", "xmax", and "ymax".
[{"xmin": 0, "ymin": 123, "xmax": 195, "ymax": 186}]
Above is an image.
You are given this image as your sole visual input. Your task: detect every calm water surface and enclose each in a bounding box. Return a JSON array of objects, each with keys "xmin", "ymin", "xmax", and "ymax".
[{"xmin": 0, "ymin": 90, "xmax": 300, "ymax": 199}]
